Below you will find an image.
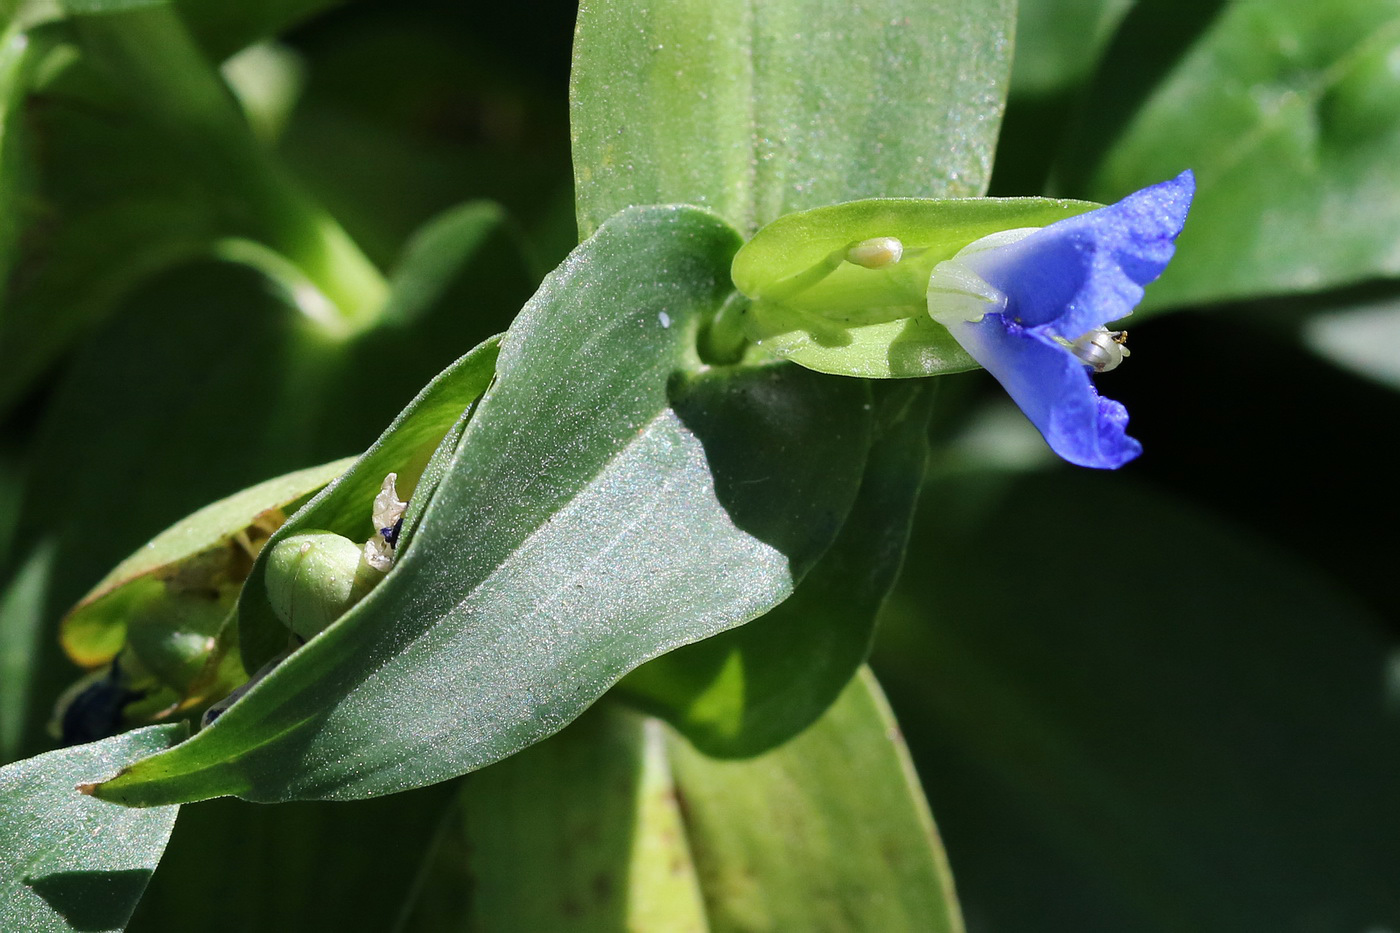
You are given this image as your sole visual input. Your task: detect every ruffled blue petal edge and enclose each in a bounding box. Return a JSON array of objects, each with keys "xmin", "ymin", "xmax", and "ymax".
[{"xmin": 947, "ymin": 314, "xmax": 1143, "ymax": 469}]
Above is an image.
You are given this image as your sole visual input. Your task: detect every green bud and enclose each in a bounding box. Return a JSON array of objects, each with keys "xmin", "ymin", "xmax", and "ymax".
[
  {"xmin": 730, "ymin": 196, "xmax": 1102, "ymax": 378},
  {"xmin": 265, "ymin": 531, "xmax": 377, "ymax": 639}
]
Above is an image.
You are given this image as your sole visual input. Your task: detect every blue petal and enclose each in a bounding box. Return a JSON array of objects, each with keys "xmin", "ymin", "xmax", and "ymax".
[
  {"xmin": 960, "ymin": 171, "xmax": 1194, "ymax": 341},
  {"xmin": 947, "ymin": 315, "xmax": 1143, "ymax": 469},
  {"xmin": 930, "ymin": 172, "xmax": 1193, "ymax": 469}
]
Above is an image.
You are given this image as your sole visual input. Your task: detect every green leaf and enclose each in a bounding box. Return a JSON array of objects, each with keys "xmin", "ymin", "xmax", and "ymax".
[
  {"xmin": 0, "ymin": 22, "xmax": 31, "ymax": 302},
  {"xmin": 570, "ymin": 0, "xmax": 1015, "ymax": 238},
  {"xmin": 0, "ymin": 545, "xmax": 55, "ymax": 764},
  {"xmin": 59, "ymin": 457, "xmax": 351, "ymax": 670},
  {"xmin": 234, "ymin": 335, "xmax": 502, "ymax": 668},
  {"xmin": 88, "ymin": 205, "xmax": 871, "ymax": 805},
  {"xmin": 402, "ymin": 705, "xmax": 708, "ymax": 932},
  {"xmin": 731, "ymin": 196, "xmax": 1099, "ymax": 377},
  {"xmin": 1007, "ymin": 0, "xmax": 1130, "ymax": 99},
  {"xmin": 1069, "ymin": 0, "xmax": 1400, "ymax": 309},
  {"xmin": 876, "ymin": 469, "xmax": 1400, "ymax": 931},
  {"xmin": 403, "ymin": 676, "xmax": 961, "ymax": 933},
  {"xmin": 5, "ymin": 181, "xmax": 529, "ymax": 753},
  {"xmin": 174, "ymin": 0, "xmax": 342, "ymax": 62},
  {"xmin": 381, "ymin": 201, "xmax": 511, "ymax": 326},
  {"xmin": 619, "ymin": 381, "xmax": 933, "ymax": 756},
  {"xmin": 667, "ymin": 668, "xmax": 964, "ymax": 933},
  {"xmin": 0, "ymin": 725, "xmax": 182, "ymax": 933},
  {"xmin": 14, "ymin": 0, "xmax": 340, "ymax": 60}
]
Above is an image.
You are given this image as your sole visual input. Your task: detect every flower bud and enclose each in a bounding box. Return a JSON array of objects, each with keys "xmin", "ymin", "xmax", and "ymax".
[{"xmin": 265, "ymin": 531, "xmax": 377, "ymax": 639}]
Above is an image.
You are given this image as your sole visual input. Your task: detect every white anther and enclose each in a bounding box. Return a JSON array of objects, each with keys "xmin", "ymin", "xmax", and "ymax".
[{"xmin": 1063, "ymin": 327, "xmax": 1131, "ymax": 373}]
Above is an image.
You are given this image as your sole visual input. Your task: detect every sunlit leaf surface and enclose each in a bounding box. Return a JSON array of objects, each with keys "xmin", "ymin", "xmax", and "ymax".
[{"xmin": 571, "ymin": 0, "xmax": 1015, "ymax": 237}]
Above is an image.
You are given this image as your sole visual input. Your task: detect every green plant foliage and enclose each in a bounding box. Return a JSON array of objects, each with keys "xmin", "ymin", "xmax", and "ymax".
[
  {"xmin": 402, "ymin": 670, "xmax": 961, "ymax": 933},
  {"xmin": 7, "ymin": 190, "xmax": 529, "ymax": 758},
  {"xmin": 1068, "ymin": 0, "xmax": 1400, "ymax": 309},
  {"xmin": 619, "ymin": 381, "xmax": 934, "ymax": 757},
  {"xmin": 667, "ymin": 669, "xmax": 963, "ymax": 932},
  {"xmin": 7, "ymin": 0, "xmax": 1396, "ymax": 927},
  {"xmin": 234, "ymin": 336, "xmax": 502, "ymax": 666},
  {"xmin": 570, "ymin": 0, "xmax": 1016, "ymax": 238},
  {"xmin": 403, "ymin": 704, "xmax": 708, "ymax": 932},
  {"xmin": 0, "ymin": 725, "xmax": 182, "ymax": 933},
  {"xmin": 0, "ymin": 545, "xmax": 54, "ymax": 764},
  {"xmin": 59, "ymin": 458, "xmax": 350, "ymax": 670},
  {"xmin": 87, "ymin": 206, "xmax": 872, "ymax": 805},
  {"xmin": 0, "ymin": 20, "xmax": 29, "ymax": 302}
]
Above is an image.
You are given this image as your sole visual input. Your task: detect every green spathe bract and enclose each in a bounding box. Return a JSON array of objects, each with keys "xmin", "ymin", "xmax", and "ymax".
[
  {"xmin": 86, "ymin": 205, "xmax": 872, "ymax": 805},
  {"xmin": 58, "ymin": 458, "xmax": 352, "ymax": 670},
  {"xmin": 732, "ymin": 196, "xmax": 1101, "ymax": 378}
]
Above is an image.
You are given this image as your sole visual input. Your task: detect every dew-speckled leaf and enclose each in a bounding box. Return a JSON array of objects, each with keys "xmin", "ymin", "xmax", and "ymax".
[
  {"xmin": 0, "ymin": 725, "xmax": 182, "ymax": 933},
  {"xmin": 667, "ymin": 668, "xmax": 963, "ymax": 933},
  {"xmin": 59, "ymin": 458, "xmax": 352, "ymax": 670},
  {"xmin": 1071, "ymin": 0, "xmax": 1400, "ymax": 309},
  {"xmin": 401, "ymin": 705, "xmax": 707, "ymax": 932},
  {"xmin": 620, "ymin": 381, "xmax": 932, "ymax": 757},
  {"xmin": 88, "ymin": 206, "xmax": 871, "ymax": 805},
  {"xmin": 570, "ymin": 0, "xmax": 1015, "ymax": 238},
  {"xmin": 731, "ymin": 196, "xmax": 1099, "ymax": 377}
]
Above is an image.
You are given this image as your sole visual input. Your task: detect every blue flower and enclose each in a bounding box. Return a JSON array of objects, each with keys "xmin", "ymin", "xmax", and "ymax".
[{"xmin": 926, "ymin": 171, "xmax": 1195, "ymax": 469}]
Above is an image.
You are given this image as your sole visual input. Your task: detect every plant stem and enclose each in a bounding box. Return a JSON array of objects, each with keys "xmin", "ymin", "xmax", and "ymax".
[{"xmin": 70, "ymin": 7, "xmax": 388, "ymax": 336}]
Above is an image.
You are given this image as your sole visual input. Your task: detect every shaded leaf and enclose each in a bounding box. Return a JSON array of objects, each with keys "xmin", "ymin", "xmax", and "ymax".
[
  {"xmin": 1007, "ymin": 0, "xmax": 1130, "ymax": 100},
  {"xmin": 0, "ymin": 725, "xmax": 182, "ymax": 933},
  {"xmin": 0, "ymin": 21, "xmax": 31, "ymax": 303},
  {"xmin": 0, "ymin": 545, "xmax": 54, "ymax": 764},
  {"xmin": 403, "ymin": 677, "xmax": 961, "ymax": 933},
  {"xmin": 128, "ymin": 783, "xmax": 456, "ymax": 933},
  {"xmin": 0, "ymin": 4, "xmax": 384, "ymax": 414},
  {"xmin": 620, "ymin": 381, "xmax": 933, "ymax": 756},
  {"xmin": 571, "ymin": 0, "xmax": 1015, "ymax": 238}
]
